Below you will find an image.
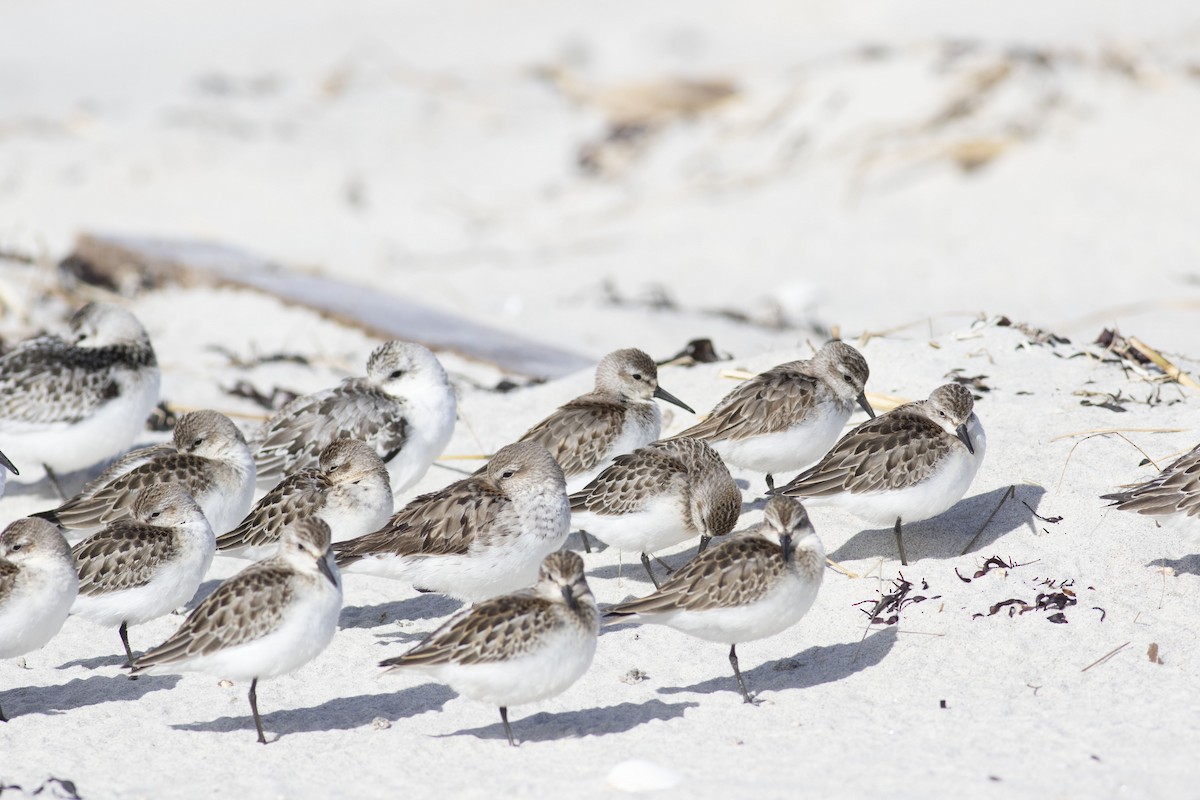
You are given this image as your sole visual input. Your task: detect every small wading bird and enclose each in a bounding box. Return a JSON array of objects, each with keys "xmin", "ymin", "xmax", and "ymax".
[
  {"xmin": 379, "ymin": 551, "xmax": 598, "ymax": 746},
  {"xmin": 605, "ymin": 496, "xmax": 824, "ymax": 704},
  {"xmin": 130, "ymin": 519, "xmax": 342, "ymax": 744},
  {"xmin": 770, "ymin": 383, "xmax": 985, "ymax": 565}
]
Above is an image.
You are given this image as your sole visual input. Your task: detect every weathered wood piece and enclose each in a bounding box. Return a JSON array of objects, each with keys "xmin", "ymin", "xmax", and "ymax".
[{"xmin": 65, "ymin": 233, "xmax": 594, "ymax": 380}]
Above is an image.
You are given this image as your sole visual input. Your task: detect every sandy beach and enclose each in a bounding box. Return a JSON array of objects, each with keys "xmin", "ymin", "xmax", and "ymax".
[{"xmin": 2, "ymin": 1, "xmax": 1200, "ymax": 797}]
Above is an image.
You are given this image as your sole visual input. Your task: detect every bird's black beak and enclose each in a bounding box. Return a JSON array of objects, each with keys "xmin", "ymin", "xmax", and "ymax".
[
  {"xmin": 0, "ymin": 449, "xmax": 17, "ymax": 476},
  {"xmin": 780, "ymin": 533, "xmax": 794, "ymax": 564},
  {"xmin": 955, "ymin": 423, "xmax": 974, "ymax": 454},
  {"xmin": 857, "ymin": 393, "xmax": 875, "ymax": 419},
  {"xmin": 653, "ymin": 385, "xmax": 695, "ymax": 414},
  {"xmin": 318, "ymin": 552, "xmax": 339, "ymax": 587},
  {"xmin": 561, "ymin": 584, "xmax": 579, "ymax": 613}
]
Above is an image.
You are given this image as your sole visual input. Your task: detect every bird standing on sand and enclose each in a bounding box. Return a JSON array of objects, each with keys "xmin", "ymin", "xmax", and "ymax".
[
  {"xmin": 253, "ymin": 341, "xmax": 456, "ymax": 494},
  {"xmin": 379, "ymin": 551, "xmax": 598, "ymax": 746},
  {"xmin": 39, "ymin": 410, "xmax": 255, "ymax": 536},
  {"xmin": 0, "ymin": 303, "xmax": 160, "ymax": 495},
  {"xmin": 770, "ymin": 383, "xmax": 986, "ymax": 565},
  {"xmin": 669, "ymin": 340, "xmax": 873, "ymax": 491},
  {"xmin": 569, "ymin": 437, "xmax": 741, "ymax": 587},
  {"xmin": 131, "ymin": 519, "xmax": 342, "ymax": 745},
  {"xmin": 70, "ymin": 484, "xmax": 216, "ymax": 667},
  {"xmin": 606, "ymin": 496, "xmax": 824, "ymax": 704},
  {"xmin": 0, "ymin": 518, "xmax": 79, "ymax": 721},
  {"xmin": 217, "ymin": 439, "xmax": 393, "ymax": 560},
  {"xmin": 504, "ymin": 348, "xmax": 695, "ymax": 494},
  {"xmin": 334, "ymin": 442, "xmax": 570, "ymax": 602}
]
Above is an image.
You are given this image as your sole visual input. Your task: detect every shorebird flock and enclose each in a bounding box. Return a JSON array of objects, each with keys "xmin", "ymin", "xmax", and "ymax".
[{"xmin": 0, "ymin": 302, "xmax": 1177, "ymax": 744}]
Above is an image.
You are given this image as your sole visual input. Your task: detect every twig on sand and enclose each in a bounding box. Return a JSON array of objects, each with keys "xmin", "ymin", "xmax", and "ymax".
[
  {"xmin": 959, "ymin": 485, "xmax": 1016, "ymax": 555},
  {"xmin": 1128, "ymin": 337, "xmax": 1200, "ymax": 390},
  {"xmin": 825, "ymin": 558, "xmax": 860, "ymax": 579},
  {"xmin": 1049, "ymin": 427, "xmax": 1188, "ymax": 443},
  {"xmin": 454, "ymin": 403, "xmax": 490, "ymax": 459},
  {"xmin": 166, "ymin": 403, "xmax": 270, "ymax": 422},
  {"xmin": 1081, "ymin": 641, "xmax": 1131, "ymax": 672}
]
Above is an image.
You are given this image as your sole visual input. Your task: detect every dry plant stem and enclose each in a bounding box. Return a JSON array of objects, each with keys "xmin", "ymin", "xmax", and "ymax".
[
  {"xmin": 167, "ymin": 403, "xmax": 271, "ymax": 422},
  {"xmin": 1049, "ymin": 427, "xmax": 1188, "ymax": 443},
  {"xmin": 454, "ymin": 403, "xmax": 489, "ymax": 458},
  {"xmin": 1081, "ymin": 641, "xmax": 1131, "ymax": 672},
  {"xmin": 430, "ymin": 462, "xmax": 474, "ymax": 477},
  {"xmin": 1128, "ymin": 337, "xmax": 1200, "ymax": 390},
  {"xmin": 826, "ymin": 557, "xmax": 860, "ymax": 579},
  {"xmin": 959, "ymin": 485, "xmax": 1017, "ymax": 556},
  {"xmin": 1056, "ymin": 431, "xmax": 1188, "ymax": 491}
]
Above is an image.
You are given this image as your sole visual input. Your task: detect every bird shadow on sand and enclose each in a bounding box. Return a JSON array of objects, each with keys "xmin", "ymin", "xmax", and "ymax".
[
  {"xmin": 1150, "ymin": 554, "xmax": 1200, "ymax": 577},
  {"xmin": 340, "ymin": 594, "xmax": 463, "ymax": 630},
  {"xmin": 586, "ymin": 563, "xmax": 663, "ymax": 584},
  {"xmin": 441, "ymin": 698, "xmax": 699, "ymax": 744},
  {"xmin": 1, "ymin": 673, "xmax": 180, "ymax": 717},
  {"xmin": 740, "ymin": 496, "xmax": 768, "ymax": 515},
  {"xmin": 183, "ymin": 578, "xmax": 224, "ymax": 608},
  {"xmin": 3, "ymin": 468, "xmax": 92, "ymax": 503},
  {"xmin": 658, "ymin": 626, "xmax": 898, "ymax": 700},
  {"xmin": 55, "ymin": 652, "xmax": 130, "ymax": 670},
  {"xmin": 587, "ymin": 547, "xmax": 710, "ymax": 583},
  {"xmin": 567, "ymin": 530, "xmax": 609, "ymax": 554},
  {"xmin": 827, "ymin": 484, "xmax": 1047, "ymax": 565},
  {"xmin": 173, "ymin": 683, "xmax": 457, "ymax": 740}
]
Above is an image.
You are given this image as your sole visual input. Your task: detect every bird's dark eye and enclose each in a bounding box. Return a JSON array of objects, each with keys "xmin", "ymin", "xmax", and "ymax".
[
  {"xmin": 631, "ymin": 373, "xmax": 643, "ymax": 381},
  {"xmin": 389, "ymin": 369, "xmax": 405, "ymax": 379},
  {"xmin": 843, "ymin": 374, "xmax": 853, "ymax": 383},
  {"xmin": 297, "ymin": 543, "xmax": 304, "ymax": 551},
  {"xmin": 501, "ymin": 470, "xmax": 515, "ymax": 479},
  {"xmin": 151, "ymin": 511, "xmax": 161, "ymax": 519},
  {"xmin": 193, "ymin": 438, "xmax": 204, "ymax": 448},
  {"xmin": 10, "ymin": 543, "xmax": 22, "ymax": 552}
]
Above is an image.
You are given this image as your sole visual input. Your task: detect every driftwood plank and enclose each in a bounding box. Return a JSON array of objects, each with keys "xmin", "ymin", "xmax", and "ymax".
[{"xmin": 67, "ymin": 233, "xmax": 595, "ymax": 380}]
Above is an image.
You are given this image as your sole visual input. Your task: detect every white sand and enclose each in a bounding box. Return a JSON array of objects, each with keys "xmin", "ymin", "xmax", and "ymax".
[
  {"xmin": 1, "ymin": 312, "xmax": 1197, "ymax": 798},
  {"xmin": 2, "ymin": 1, "xmax": 1200, "ymax": 797}
]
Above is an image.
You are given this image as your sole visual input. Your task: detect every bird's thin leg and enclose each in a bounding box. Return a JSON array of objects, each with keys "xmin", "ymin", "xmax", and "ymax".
[
  {"xmin": 729, "ymin": 644, "xmax": 757, "ymax": 704},
  {"xmin": 696, "ymin": 535, "xmax": 711, "ymax": 556},
  {"xmin": 118, "ymin": 622, "xmax": 137, "ymax": 674},
  {"xmin": 893, "ymin": 517, "xmax": 909, "ymax": 566},
  {"xmin": 44, "ymin": 465, "xmax": 67, "ymax": 501},
  {"xmin": 578, "ymin": 529, "xmax": 593, "ymax": 554},
  {"xmin": 639, "ymin": 553, "xmax": 662, "ymax": 589},
  {"xmin": 249, "ymin": 678, "xmax": 267, "ymax": 744},
  {"xmin": 0, "ymin": 702, "xmax": 7, "ymax": 722},
  {"xmin": 500, "ymin": 706, "xmax": 516, "ymax": 747}
]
